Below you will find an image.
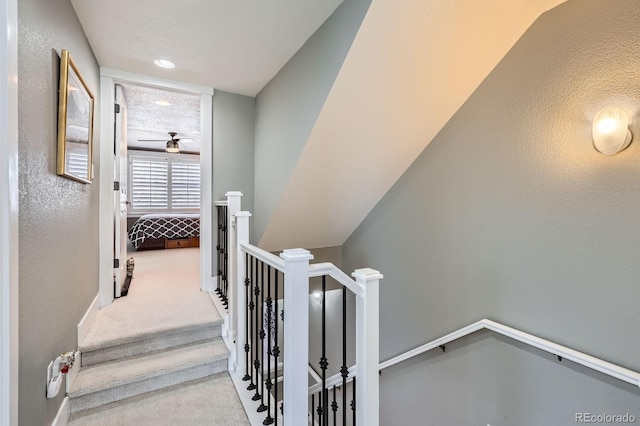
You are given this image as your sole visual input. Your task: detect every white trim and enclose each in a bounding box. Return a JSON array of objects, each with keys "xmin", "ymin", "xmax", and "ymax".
[
  {"xmin": 379, "ymin": 319, "xmax": 640, "ymax": 388},
  {"xmin": 77, "ymin": 295, "xmax": 99, "ymax": 347},
  {"xmin": 240, "ymin": 242, "xmax": 285, "ymax": 271},
  {"xmin": 98, "ymin": 75, "xmax": 116, "ymax": 307},
  {"xmin": 0, "ymin": 0, "xmax": 19, "ymax": 424},
  {"xmin": 199, "ymin": 92, "xmax": 213, "ymax": 292},
  {"xmin": 50, "ymin": 397, "xmax": 69, "ymax": 426},
  {"xmin": 308, "ymin": 262, "xmax": 364, "ymax": 298},
  {"xmin": 98, "ymin": 70, "xmax": 214, "ymax": 305},
  {"xmin": 100, "ymin": 68, "xmax": 214, "ymax": 95},
  {"xmin": 201, "ymin": 276, "xmax": 217, "ymax": 294}
]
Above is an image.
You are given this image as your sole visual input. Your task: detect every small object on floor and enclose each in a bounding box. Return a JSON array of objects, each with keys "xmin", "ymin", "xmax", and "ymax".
[{"xmin": 126, "ymin": 257, "xmax": 135, "ymax": 277}]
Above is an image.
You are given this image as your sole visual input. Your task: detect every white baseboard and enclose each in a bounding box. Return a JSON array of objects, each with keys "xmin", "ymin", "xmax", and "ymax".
[
  {"xmin": 51, "ymin": 396, "xmax": 69, "ymax": 426},
  {"xmin": 77, "ymin": 294, "xmax": 99, "ymax": 347},
  {"xmin": 201, "ymin": 275, "xmax": 217, "ymax": 293}
]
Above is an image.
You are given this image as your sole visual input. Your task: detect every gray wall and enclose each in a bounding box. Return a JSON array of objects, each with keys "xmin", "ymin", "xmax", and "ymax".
[
  {"xmin": 18, "ymin": 0, "xmax": 100, "ymax": 424},
  {"xmin": 342, "ymin": 0, "xmax": 640, "ymax": 423},
  {"xmin": 253, "ymin": 0, "xmax": 372, "ymax": 244},
  {"xmin": 212, "ymin": 89, "xmax": 255, "ymax": 277}
]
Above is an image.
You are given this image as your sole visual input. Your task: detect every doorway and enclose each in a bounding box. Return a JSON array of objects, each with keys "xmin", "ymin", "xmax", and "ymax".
[{"xmin": 99, "ymin": 70, "xmax": 214, "ymax": 308}]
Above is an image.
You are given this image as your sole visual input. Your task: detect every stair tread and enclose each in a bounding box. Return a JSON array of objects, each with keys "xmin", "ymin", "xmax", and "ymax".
[
  {"xmin": 79, "ymin": 319, "xmax": 223, "ymax": 353},
  {"xmin": 70, "ymin": 339, "xmax": 228, "ymax": 398}
]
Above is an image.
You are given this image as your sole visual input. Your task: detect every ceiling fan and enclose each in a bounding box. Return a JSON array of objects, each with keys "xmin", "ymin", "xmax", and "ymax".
[{"xmin": 138, "ymin": 131, "xmax": 194, "ymax": 153}]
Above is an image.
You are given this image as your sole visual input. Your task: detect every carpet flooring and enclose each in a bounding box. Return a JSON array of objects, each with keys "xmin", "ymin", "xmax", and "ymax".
[
  {"xmin": 71, "ymin": 247, "xmax": 248, "ymax": 425},
  {"xmin": 81, "ymin": 247, "xmax": 220, "ymax": 350},
  {"xmin": 68, "ymin": 374, "xmax": 249, "ymax": 426}
]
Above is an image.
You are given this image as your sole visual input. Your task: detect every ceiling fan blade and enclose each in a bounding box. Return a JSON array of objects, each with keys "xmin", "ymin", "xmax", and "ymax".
[{"xmin": 137, "ymin": 139, "xmax": 167, "ymax": 142}]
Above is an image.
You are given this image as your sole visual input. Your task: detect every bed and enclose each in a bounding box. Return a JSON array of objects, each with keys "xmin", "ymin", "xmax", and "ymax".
[{"xmin": 128, "ymin": 213, "xmax": 200, "ymax": 250}]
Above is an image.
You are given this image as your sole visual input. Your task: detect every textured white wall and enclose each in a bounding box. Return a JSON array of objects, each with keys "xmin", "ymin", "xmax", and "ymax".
[
  {"xmin": 18, "ymin": 0, "xmax": 100, "ymax": 423},
  {"xmin": 343, "ymin": 0, "xmax": 640, "ymax": 423}
]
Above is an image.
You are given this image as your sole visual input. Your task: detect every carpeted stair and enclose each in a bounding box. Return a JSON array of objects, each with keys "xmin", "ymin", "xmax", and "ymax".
[{"xmin": 68, "ymin": 319, "xmax": 241, "ymax": 423}]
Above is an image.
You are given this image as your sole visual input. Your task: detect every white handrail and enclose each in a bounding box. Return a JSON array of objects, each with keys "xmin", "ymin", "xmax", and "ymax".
[
  {"xmin": 308, "ymin": 262, "xmax": 365, "ymax": 298},
  {"xmin": 214, "ymin": 200, "xmax": 228, "ymax": 206},
  {"xmin": 381, "ymin": 319, "xmax": 640, "ymax": 388},
  {"xmin": 309, "ymin": 318, "xmax": 640, "ymax": 394},
  {"xmin": 239, "ymin": 242, "xmax": 285, "ymax": 272}
]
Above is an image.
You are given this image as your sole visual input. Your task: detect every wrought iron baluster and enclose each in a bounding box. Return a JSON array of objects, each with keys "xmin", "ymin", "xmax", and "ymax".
[
  {"xmin": 215, "ymin": 206, "xmax": 222, "ymax": 297},
  {"xmin": 320, "ymin": 276, "xmax": 328, "ymax": 426},
  {"xmin": 352, "ymin": 376, "xmax": 356, "ymax": 426},
  {"xmin": 263, "ymin": 265, "xmax": 274, "ymax": 425},
  {"xmin": 222, "ymin": 205, "xmax": 228, "ymax": 306},
  {"xmin": 252, "ymin": 258, "xmax": 261, "ymax": 401},
  {"xmin": 312, "ymin": 394, "xmax": 315, "ymax": 425},
  {"xmin": 248, "ymin": 256, "xmax": 256, "ymax": 391},
  {"xmin": 243, "ymin": 252, "xmax": 251, "ymax": 382},
  {"xmin": 341, "ymin": 286, "xmax": 347, "ymax": 426},
  {"xmin": 331, "ymin": 385, "xmax": 338, "ymax": 425},
  {"xmin": 257, "ymin": 261, "xmax": 267, "ymax": 412},
  {"xmin": 274, "ymin": 271, "xmax": 280, "ymax": 426}
]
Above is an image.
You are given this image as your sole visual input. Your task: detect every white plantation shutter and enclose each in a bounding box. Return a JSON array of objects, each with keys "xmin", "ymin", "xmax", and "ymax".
[
  {"xmin": 66, "ymin": 149, "xmax": 89, "ymax": 178},
  {"xmin": 128, "ymin": 152, "xmax": 200, "ymax": 214},
  {"xmin": 130, "ymin": 156, "xmax": 168, "ymax": 210},
  {"xmin": 171, "ymin": 160, "xmax": 200, "ymax": 208}
]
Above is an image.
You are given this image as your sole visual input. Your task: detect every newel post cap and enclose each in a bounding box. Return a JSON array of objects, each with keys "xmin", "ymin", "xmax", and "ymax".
[
  {"xmin": 225, "ymin": 191, "xmax": 243, "ymax": 197},
  {"xmin": 352, "ymin": 268, "xmax": 383, "ymax": 282},
  {"xmin": 280, "ymin": 248, "xmax": 314, "ymax": 262}
]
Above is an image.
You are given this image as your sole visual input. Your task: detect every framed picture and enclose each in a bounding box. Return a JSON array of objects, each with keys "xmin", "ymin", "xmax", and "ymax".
[{"xmin": 57, "ymin": 49, "xmax": 94, "ymax": 183}]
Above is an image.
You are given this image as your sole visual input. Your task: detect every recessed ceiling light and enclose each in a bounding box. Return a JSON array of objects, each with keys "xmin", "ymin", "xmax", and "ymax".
[
  {"xmin": 154, "ymin": 100, "xmax": 171, "ymax": 106},
  {"xmin": 153, "ymin": 59, "xmax": 175, "ymax": 69}
]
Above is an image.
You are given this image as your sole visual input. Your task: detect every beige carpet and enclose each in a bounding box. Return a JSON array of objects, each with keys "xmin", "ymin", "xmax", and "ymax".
[
  {"xmin": 68, "ymin": 374, "xmax": 250, "ymax": 426},
  {"xmin": 82, "ymin": 247, "xmax": 220, "ymax": 349}
]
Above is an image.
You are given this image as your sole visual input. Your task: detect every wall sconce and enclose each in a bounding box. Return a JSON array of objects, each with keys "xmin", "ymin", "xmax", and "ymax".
[
  {"xmin": 592, "ymin": 106, "xmax": 633, "ymax": 155},
  {"xmin": 312, "ymin": 290, "xmax": 323, "ymax": 305}
]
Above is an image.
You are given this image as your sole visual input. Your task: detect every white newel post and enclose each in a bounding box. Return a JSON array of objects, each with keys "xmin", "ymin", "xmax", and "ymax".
[
  {"xmin": 280, "ymin": 248, "xmax": 314, "ymax": 425},
  {"xmin": 233, "ymin": 211, "xmax": 251, "ymax": 375},
  {"xmin": 225, "ymin": 191, "xmax": 242, "ymax": 342},
  {"xmin": 353, "ymin": 268, "xmax": 382, "ymax": 426}
]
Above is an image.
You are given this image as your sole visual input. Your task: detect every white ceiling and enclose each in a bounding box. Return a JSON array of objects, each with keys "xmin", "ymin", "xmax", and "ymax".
[
  {"xmin": 70, "ymin": 0, "xmax": 344, "ymax": 97},
  {"xmin": 259, "ymin": 0, "xmax": 567, "ymax": 251},
  {"xmin": 121, "ymin": 84, "xmax": 202, "ymax": 154}
]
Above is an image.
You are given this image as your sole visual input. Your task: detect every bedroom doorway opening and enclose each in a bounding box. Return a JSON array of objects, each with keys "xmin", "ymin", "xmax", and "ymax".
[
  {"xmin": 114, "ymin": 82, "xmax": 203, "ymax": 298},
  {"xmin": 99, "ymin": 69, "xmax": 214, "ymax": 308}
]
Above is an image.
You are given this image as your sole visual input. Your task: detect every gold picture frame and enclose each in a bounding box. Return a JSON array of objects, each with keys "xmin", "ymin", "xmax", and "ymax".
[{"xmin": 57, "ymin": 49, "xmax": 94, "ymax": 184}]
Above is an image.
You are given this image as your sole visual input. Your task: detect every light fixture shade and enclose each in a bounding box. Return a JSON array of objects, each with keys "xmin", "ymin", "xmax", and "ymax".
[
  {"xmin": 166, "ymin": 140, "xmax": 180, "ymax": 153},
  {"xmin": 592, "ymin": 106, "xmax": 632, "ymax": 155}
]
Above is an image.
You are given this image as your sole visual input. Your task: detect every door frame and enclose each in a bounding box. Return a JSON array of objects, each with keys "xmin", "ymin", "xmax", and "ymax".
[
  {"xmin": 0, "ymin": 0, "xmax": 19, "ymax": 424},
  {"xmin": 98, "ymin": 68, "xmax": 214, "ymax": 307}
]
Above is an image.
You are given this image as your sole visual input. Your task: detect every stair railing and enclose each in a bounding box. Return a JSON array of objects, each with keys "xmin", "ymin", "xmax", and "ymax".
[
  {"xmin": 231, "ymin": 210, "xmax": 382, "ymax": 425},
  {"xmin": 308, "ymin": 318, "xmax": 640, "ymax": 404}
]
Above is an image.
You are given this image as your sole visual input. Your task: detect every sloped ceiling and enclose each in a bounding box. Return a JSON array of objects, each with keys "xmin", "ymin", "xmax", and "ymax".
[{"xmin": 259, "ymin": 0, "xmax": 567, "ymax": 251}]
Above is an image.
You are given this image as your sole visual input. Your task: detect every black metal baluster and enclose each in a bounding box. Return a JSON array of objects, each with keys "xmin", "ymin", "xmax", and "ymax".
[
  {"xmin": 257, "ymin": 261, "xmax": 267, "ymax": 412},
  {"xmin": 274, "ymin": 271, "xmax": 279, "ymax": 426},
  {"xmin": 222, "ymin": 205, "xmax": 228, "ymax": 306},
  {"xmin": 312, "ymin": 394, "xmax": 315, "ymax": 425},
  {"xmin": 252, "ymin": 258, "xmax": 262, "ymax": 401},
  {"xmin": 341, "ymin": 286, "xmax": 348, "ymax": 426},
  {"xmin": 216, "ymin": 206, "xmax": 221, "ymax": 297},
  {"xmin": 351, "ymin": 376, "xmax": 356, "ymax": 426},
  {"xmin": 331, "ymin": 385, "xmax": 338, "ymax": 425},
  {"xmin": 264, "ymin": 265, "xmax": 274, "ymax": 425},
  {"xmin": 248, "ymin": 256, "xmax": 256, "ymax": 391},
  {"xmin": 320, "ymin": 276, "xmax": 328, "ymax": 426},
  {"xmin": 316, "ymin": 392, "xmax": 323, "ymax": 425},
  {"xmin": 242, "ymin": 253, "xmax": 251, "ymax": 382}
]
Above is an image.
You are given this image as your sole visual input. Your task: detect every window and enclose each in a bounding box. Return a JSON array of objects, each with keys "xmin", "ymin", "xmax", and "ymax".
[{"xmin": 129, "ymin": 152, "xmax": 200, "ymax": 213}]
